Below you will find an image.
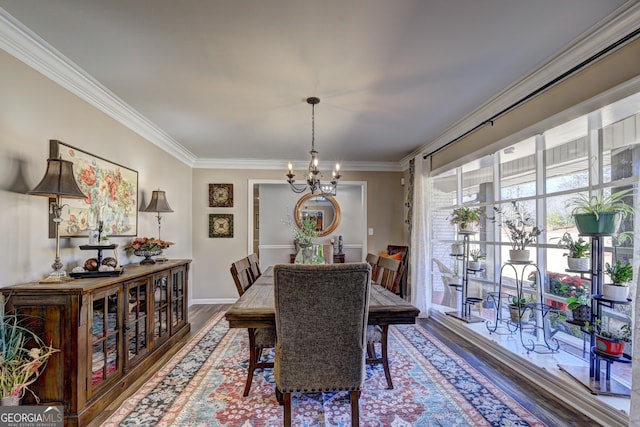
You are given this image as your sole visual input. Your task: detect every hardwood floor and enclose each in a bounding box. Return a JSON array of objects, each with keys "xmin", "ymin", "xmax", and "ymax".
[
  {"xmin": 418, "ymin": 318, "xmax": 600, "ymax": 426},
  {"xmin": 90, "ymin": 304, "xmax": 599, "ymax": 426}
]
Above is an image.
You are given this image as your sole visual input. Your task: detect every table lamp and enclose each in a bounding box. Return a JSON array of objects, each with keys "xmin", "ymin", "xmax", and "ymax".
[
  {"xmin": 29, "ymin": 158, "xmax": 87, "ymax": 282},
  {"xmin": 142, "ymin": 189, "xmax": 173, "ymax": 261}
]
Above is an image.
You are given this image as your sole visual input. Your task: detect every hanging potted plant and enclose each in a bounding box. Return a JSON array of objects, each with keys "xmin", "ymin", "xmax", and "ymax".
[
  {"xmin": 602, "ymin": 260, "xmax": 632, "ymax": 301},
  {"xmin": 468, "ymin": 248, "xmax": 485, "ymax": 270},
  {"xmin": 494, "ymin": 201, "xmax": 543, "ymax": 262},
  {"xmin": 565, "ymin": 293, "xmax": 591, "ymax": 323},
  {"xmin": 448, "ymin": 206, "xmax": 483, "ymax": 233},
  {"xmin": 585, "ymin": 319, "xmax": 631, "ymax": 357},
  {"xmin": 553, "ymin": 232, "xmax": 590, "ymax": 271},
  {"xmin": 570, "ymin": 188, "xmax": 635, "ymax": 236}
]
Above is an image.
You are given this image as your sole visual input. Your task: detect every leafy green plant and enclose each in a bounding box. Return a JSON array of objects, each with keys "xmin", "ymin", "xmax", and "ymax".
[
  {"xmin": 565, "ymin": 293, "xmax": 590, "ymax": 310},
  {"xmin": 448, "ymin": 206, "xmax": 484, "ymax": 229},
  {"xmin": 584, "ymin": 319, "xmax": 632, "ymax": 342},
  {"xmin": 291, "ymin": 216, "xmax": 318, "ymax": 248},
  {"xmin": 553, "ymin": 232, "xmax": 590, "ymax": 258},
  {"xmin": 510, "ymin": 294, "xmax": 534, "ymax": 307},
  {"xmin": 469, "ymin": 248, "xmax": 486, "ymax": 262},
  {"xmin": 604, "ymin": 260, "xmax": 633, "ymax": 285},
  {"xmin": 570, "ymin": 188, "xmax": 636, "ymax": 220},
  {"xmin": 493, "ymin": 201, "xmax": 543, "ymax": 251},
  {"xmin": 0, "ymin": 295, "xmax": 58, "ymax": 401}
]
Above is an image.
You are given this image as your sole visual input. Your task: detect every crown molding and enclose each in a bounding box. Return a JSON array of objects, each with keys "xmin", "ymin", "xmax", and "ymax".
[
  {"xmin": 401, "ymin": 1, "xmax": 640, "ymax": 165},
  {"xmin": 0, "ymin": 7, "xmax": 197, "ymax": 166},
  {"xmin": 192, "ymin": 158, "xmax": 402, "ymax": 171}
]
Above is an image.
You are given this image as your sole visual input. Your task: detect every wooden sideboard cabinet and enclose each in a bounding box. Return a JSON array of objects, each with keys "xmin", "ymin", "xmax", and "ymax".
[{"xmin": 1, "ymin": 259, "xmax": 191, "ymax": 427}]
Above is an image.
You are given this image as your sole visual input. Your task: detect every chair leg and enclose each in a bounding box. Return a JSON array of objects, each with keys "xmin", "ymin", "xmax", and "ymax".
[
  {"xmin": 367, "ymin": 342, "xmax": 376, "ymax": 359},
  {"xmin": 243, "ymin": 329, "xmax": 257, "ymax": 397},
  {"xmin": 381, "ymin": 325, "xmax": 393, "ymax": 389},
  {"xmin": 350, "ymin": 390, "xmax": 360, "ymax": 427},
  {"xmin": 283, "ymin": 392, "xmax": 292, "ymax": 427}
]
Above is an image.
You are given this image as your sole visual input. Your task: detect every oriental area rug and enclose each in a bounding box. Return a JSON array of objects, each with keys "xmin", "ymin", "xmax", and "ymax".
[{"xmin": 101, "ymin": 312, "xmax": 546, "ymax": 427}]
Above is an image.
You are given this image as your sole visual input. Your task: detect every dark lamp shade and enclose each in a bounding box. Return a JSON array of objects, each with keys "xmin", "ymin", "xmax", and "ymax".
[
  {"xmin": 143, "ymin": 190, "xmax": 174, "ymax": 213},
  {"xmin": 29, "ymin": 158, "xmax": 86, "ymax": 199}
]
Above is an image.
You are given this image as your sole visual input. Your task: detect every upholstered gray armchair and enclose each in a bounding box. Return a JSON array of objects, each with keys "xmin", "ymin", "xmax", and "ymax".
[{"xmin": 273, "ymin": 263, "xmax": 371, "ymax": 427}]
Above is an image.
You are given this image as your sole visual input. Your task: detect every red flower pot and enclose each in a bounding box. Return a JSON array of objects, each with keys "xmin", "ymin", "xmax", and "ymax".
[{"xmin": 595, "ymin": 335, "xmax": 625, "ymax": 357}]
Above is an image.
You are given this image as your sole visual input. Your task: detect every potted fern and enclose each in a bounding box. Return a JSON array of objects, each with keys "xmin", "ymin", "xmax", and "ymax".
[
  {"xmin": 570, "ymin": 188, "xmax": 635, "ymax": 236},
  {"xmin": 603, "ymin": 260, "xmax": 632, "ymax": 301},
  {"xmin": 554, "ymin": 232, "xmax": 590, "ymax": 271}
]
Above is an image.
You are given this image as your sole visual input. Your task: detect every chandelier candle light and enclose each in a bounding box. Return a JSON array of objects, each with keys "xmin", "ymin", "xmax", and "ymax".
[{"xmin": 286, "ymin": 97, "xmax": 341, "ymax": 196}]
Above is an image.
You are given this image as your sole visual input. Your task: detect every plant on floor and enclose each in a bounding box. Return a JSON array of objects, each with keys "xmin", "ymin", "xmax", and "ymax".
[{"xmin": 0, "ymin": 295, "xmax": 59, "ymax": 402}]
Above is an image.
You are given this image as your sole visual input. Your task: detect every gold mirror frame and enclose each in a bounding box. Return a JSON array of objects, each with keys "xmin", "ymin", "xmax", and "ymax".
[{"xmin": 294, "ymin": 193, "xmax": 341, "ymax": 237}]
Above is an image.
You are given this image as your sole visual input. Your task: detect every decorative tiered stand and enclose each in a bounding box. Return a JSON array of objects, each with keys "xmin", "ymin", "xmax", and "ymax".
[
  {"xmin": 559, "ymin": 234, "xmax": 632, "ymax": 397},
  {"xmin": 446, "ymin": 231, "xmax": 485, "ymax": 323}
]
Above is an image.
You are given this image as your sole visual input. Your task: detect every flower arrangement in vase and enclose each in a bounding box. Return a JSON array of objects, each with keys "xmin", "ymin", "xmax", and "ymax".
[
  {"xmin": 290, "ymin": 216, "xmax": 324, "ymax": 264},
  {"xmin": 125, "ymin": 237, "xmax": 174, "ymax": 265},
  {"xmin": 0, "ymin": 295, "xmax": 59, "ymax": 404}
]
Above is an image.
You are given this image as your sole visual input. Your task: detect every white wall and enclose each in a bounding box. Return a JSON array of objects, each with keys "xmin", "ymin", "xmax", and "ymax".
[{"xmin": 0, "ymin": 50, "xmax": 192, "ymax": 287}]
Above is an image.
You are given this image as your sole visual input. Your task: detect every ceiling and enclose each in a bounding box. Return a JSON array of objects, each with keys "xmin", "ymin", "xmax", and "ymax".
[{"xmin": 0, "ymin": 1, "xmax": 631, "ymax": 168}]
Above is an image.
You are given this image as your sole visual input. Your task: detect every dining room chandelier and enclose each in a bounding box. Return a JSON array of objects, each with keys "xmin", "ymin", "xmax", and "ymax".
[{"xmin": 286, "ymin": 97, "xmax": 341, "ymax": 196}]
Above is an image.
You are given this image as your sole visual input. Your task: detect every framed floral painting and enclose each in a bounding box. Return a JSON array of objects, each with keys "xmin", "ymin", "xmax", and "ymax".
[{"xmin": 49, "ymin": 140, "xmax": 138, "ymax": 238}]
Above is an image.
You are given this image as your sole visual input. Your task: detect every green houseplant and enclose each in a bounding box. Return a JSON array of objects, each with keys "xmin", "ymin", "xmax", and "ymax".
[
  {"xmin": 0, "ymin": 295, "xmax": 58, "ymax": 404},
  {"xmin": 468, "ymin": 248, "xmax": 485, "ymax": 270},
  {"xmin": 565, "ymin": 293, "xmax": 591, "ymax": 323},
  {"xmin": 494, "ymin": 201, "xmax": 543, "ymax": 262},
  {"xmin": 508, "ymin": 294, "xmax": 534, "ymax": 323},
  {"xmin": 602, "ymin": 260, "xmax": 633, "ymax": 301},
  {"xmin": 584, "ymin": 319, "xmax": 631, "ymax": 357},
  {"xmin": 570, "ymin": 188, "xmax": 635, "ymax": 235},
  {"xmin": 554, "ymin": 232, "xmax": 590, "ymax": 271},
  {"xmin": 448, "ymin": 206, "xmax": 483, "ymax": 232}
]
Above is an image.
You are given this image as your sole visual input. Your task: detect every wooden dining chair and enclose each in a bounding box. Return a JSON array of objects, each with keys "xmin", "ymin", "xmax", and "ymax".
[
  {"xmin": 247, "ymin": 253, "xmax": 262, "ymax": 281},
  {"xmin": 366, "ymin": 256, "xmax": 403, "ymax": 389},
  {"xmin": 273, "ymin": 263, "xmax": 371, "ymax": 427},
  {"xmin": 365, "ymin": 253, "xmax": 379, "ymax": 281},
  {"xmin": 230, "ymin": 257, "xmax": 276, "ymax": 396},
  {"xmin": 387, "ymin": 245, "xmax": 409, "ymax": 297}
]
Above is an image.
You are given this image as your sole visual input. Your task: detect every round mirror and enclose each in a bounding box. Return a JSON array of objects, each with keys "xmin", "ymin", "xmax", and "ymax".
[{"xmin": 294, "ymin": 193, "xmax": 341, "ymax": 237}]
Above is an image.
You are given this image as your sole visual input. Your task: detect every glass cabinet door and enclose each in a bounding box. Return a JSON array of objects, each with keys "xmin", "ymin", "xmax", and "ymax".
[
  {"xmin": 152, "ymin": 271, "xmax": 170, "ymax": 347},
  {"xmin": 125, "ymin": 277, "xmax": 149, "ymax": 368},
  {"xmin": 170, "ymin": 266, "xmax": 187, "ymax": 334},
  {"xmin": 89, "ymin": 286, "xmax": 122, "ymax": 396}
]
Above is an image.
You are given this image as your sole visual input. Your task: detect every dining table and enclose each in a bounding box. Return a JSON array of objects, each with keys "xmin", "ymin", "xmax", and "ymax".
[{"xmin": 224, "ymin": 265, "xmax": 420, "ymax": 329}]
